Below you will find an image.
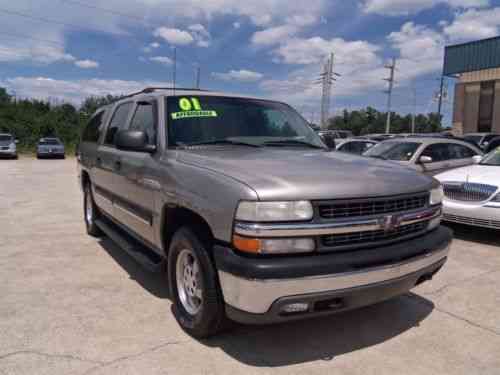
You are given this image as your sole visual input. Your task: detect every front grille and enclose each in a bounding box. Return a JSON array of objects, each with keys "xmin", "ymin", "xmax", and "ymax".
[
  {"xmin": 0, "ymin": 146, "xmax": 8, "ymax": 150},
  {"xmin": 444, "ymin": 213, "xmax": 500, "ymax": 229},
  {"xmin": 318, "ymin": 194, "xmax": 428, "ymax": 219},
  {"xmin": 443, "ymin": 182, "xmax": 497, "ymax": 202},
  {"xmin": 321, "ymin": 220, "xmax": 428, "ymax": 248}
]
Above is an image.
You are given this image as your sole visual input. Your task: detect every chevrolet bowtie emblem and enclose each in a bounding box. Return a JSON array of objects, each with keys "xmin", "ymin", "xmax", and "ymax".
[{"xmin": 380, "ymin": 215, "xmax": 402, "ymax": 232}]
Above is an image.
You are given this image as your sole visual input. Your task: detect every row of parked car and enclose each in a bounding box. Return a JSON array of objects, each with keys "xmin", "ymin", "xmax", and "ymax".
[
  {"xmin": 316, "ymin": 130, "xmax": 500, "ymax": 231},
  {"xmin": 0, "ymin": 133, "xmax": 66, "ymax": 159}
]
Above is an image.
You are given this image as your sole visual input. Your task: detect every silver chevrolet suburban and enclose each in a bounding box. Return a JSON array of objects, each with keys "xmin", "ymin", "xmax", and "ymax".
[{"xmin": 77, "ymin": 88, "xmax": 452, "ymax": 338}]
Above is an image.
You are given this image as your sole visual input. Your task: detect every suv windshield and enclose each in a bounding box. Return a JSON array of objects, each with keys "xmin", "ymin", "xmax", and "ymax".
[
  {"xmin": 39, "ymin": 139, "xmax": 60, "ymax": 145},
  {"xmin": 364, "ymin": 141, "xmax": 421, "ymax": 161},
  {"xmin": 166, "ymin": 96, "xmax": 325, "ymax": 149},
  {"xmin": 0, "ymin": 135, "xmax": 13, "ymax": 142},
  {"xmin": 480, "ymin": 149, "xmax": 500, "ymax": 166}
]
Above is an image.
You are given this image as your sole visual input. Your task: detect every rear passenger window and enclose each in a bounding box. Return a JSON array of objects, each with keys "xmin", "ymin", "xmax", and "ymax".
[
  {"xmin": 82, "ymin": 111, "xmax": 104, "ymax": 143},
  {"xmin": 129, "ymin": 101, "xmax": 156, "ymax": 145},
  {"xmin": 449, "ymin": 144, "xmax": 477, "ymax": 159},
  {"xmin": 421, "ymin": 143, "xmax": 450, "ymax": 162},
  {"xmin": 104, "ymin": 102, "xmax": 133, "ymax": 145}
]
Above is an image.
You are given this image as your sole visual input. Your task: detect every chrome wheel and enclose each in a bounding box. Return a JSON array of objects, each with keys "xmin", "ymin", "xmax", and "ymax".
[
  {"xmin": 176, "ymin": 248, "xmax": 203, "ymax": 315},
  {"xmin": 85, "ymin": 188, "xmax": 94, "ymax": 225}
]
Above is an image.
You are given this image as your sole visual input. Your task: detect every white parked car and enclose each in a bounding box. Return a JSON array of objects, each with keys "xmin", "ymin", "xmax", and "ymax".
[
  {"xmin": 435, "ymin": 150, "xmax": 500, "ymax": 229},
  {"xmin": 364, "ymin": 137, "xmax": 483, "ymax": 175}
]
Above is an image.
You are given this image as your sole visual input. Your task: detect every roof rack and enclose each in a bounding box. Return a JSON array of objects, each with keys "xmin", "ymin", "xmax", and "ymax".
[{"xmin": 121, "ymin": 87, "xmax": 210, "ymax": 100}]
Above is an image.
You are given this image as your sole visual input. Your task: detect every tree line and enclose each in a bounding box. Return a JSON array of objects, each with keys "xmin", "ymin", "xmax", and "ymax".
[
  {"xmin": 0, "ymin": 87, "xmax": 445, "ymax": 153},
  {"xmin": 0, "ymin": 87, "xmax": 120, "ymax": 153},
  {"xmin": 325, "ymin": 107, "xmax": 444, "ymax": 135}
]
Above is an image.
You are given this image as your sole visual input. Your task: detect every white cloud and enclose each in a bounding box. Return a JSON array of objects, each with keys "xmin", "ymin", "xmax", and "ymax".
[
  {"xmin": 212, "ymin": 69, "xmax": 264, "ymax": 82},
  {"xmin": 362, "ymin": 0, "xmax": 489, "ymax": 16},
  {"xmin": 443, "ymin": 7, "xmax": 500, "ymax": 41},
  {"xmin": 233, "ymin": 22, "xmax": 241, "ymax": 29},
  {"xmin": 153, "ymin": 27, "xmax": 194, "ymax": 45},
  {"xmin": 149, "ymin": 56, "xmax": 174, "ymax": 65},
  {"xmin": 251, "ymin": 25, "xmax": 299, "ymax": 47},
  {"xmin": 74, "ymin": 59, "xmax": 99, "ymax": 69},
  {"xmin": 188, "ymin": 24, "xmax": 211, "ymax": 47},
  {"xmin": 143, "ymin": 42, "xmax": 161, "ymax": 53},
  {"xmin": 1, "ymin": 76, "xmax": 170, "ymax": 104},
  {"xmin": 273, "ymin": 36, "xmax": 380, "ymax": 65}
]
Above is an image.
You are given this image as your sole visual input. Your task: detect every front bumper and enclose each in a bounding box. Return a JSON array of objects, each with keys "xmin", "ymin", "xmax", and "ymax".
[
  {"xmin": 443, "ymin": 199, "xmax": 500, "ymax": 229},
  {"xmin": 37, "ymin": 149, "xmax": 65, "ymax": 157},
  {"xmin": 214, "ymin": 226, "xmax": 452, "ymax": 323},
  {"xmin": 0, "ymin": 149, "xmax": 16, "ymax": 157}
]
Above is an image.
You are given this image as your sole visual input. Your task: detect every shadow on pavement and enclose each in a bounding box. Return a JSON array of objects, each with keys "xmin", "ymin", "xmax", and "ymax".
[
  {"xmin": 98, "ymin": 237, "xmax": 170, "ymax": 299},
  {"xmin": 98, "ymin": 236, "xmax": 434, "ymax": 367},
  {"xmin": 444, "ymin": 222, "xmax": 500, "ymax": 247},
  {"xmin": 202, "ymin": 293, "xmax": 433, "ymax": 367}
]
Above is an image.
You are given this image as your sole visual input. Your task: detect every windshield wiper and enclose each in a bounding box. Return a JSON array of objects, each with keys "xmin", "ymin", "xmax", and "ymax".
[
  {"xmin": 263, "ymin": 139, "xmax": 325, "ymax": 149},
  {"xmin": 176, "ymin": 139, "xmax": 261, "ymax": 148}
]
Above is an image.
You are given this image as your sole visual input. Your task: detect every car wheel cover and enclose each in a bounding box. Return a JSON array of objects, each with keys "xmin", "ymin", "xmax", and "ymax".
[{"xmin": 176, "ymin": 248, "xmax": 203, "ymax": 315}]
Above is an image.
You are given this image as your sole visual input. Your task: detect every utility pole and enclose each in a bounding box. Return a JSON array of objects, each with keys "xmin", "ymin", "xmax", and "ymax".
[
  {"xmin": 314, "ymin": 52, "xmax": 340, "ymax": 129},
  {"xmin": 437, "ymin": 75, "xmax": 444, "ymax": 126},
  {"xmin": 173, "ymin": 47, "xmax": 177, "ymax": 93},
  {"xmin": 194, "ymin": 64, "xmax": 200, "ymax": 89},
  {"xmin": 411, "ymin": 86, "xmax": 417, "ymax": 133},
  {"xmin": 384, "ymin": 57, "xmax": 396, "ymax": 134}
]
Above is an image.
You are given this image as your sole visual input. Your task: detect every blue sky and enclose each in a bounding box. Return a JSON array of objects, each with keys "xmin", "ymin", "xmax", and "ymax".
[{"xmin": 1, "ymin": 0, "xmax": 500, "ymax": 125}]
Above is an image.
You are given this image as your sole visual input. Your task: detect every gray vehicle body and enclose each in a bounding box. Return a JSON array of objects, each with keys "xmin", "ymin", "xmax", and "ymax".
[
  {"xmin": 366, "ymin": 137, "xmax": 483, "ymax": 176},
  {"xmin": 0, "ymin": 133, "xmax": 17, "ymax": 158},
  {"xmin": 37, "ymin": 137, "xmax": 65, "ymax": 158},
  {"xmin": 78, "ymin": 89, "xmax": 452, "ymax": 324}
]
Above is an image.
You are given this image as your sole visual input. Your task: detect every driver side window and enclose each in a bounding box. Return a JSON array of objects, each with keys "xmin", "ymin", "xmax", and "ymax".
[
  {"xmin": 129, "ymin": 101, "xmax": 157, "ymax": 145},
  {"xmin": 421, "ymin": 143, "xmax": 449, "ymax": 162}
]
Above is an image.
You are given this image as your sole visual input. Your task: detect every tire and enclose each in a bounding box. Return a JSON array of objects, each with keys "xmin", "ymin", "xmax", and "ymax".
[
  {"xmin": 83, "ymin": 183, "xmax": 102, "ymax": 237},
  {"xmin": 168, "ymin": 227, "xmax": 226, "ymax": 338}
]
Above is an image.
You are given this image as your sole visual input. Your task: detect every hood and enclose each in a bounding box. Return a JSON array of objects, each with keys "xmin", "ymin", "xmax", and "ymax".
[
  {"xmin": 176, "ymin": 147, "xmax": 436, "ymax": 200},
  {"xmin": 435, "ymin": 165, "xmax": 500, "ymax": 186}
]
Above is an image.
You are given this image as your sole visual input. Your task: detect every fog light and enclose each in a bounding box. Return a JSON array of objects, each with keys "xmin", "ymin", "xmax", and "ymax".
[
  {"xmin": 281, "ymin": 302, "xmax": 309, "ymax": 314},
  {"xmin": 428, "ymin": 216, "xmax": 442, "ymax": 230}
]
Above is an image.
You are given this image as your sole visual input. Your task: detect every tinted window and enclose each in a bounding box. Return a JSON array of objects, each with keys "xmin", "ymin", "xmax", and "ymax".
[
  {"xmin": 82, "ymin": 111, "xmax": 104, "ymax": 143},
  {"xmin": 421, "ymin": 143, "xmax": 450, "ymax": 162},
  {"xmin": 39, "ymin": 139, "xmax": 60, "ymax": 145},
  {"xmin": 166, "ymin": 96, "xmax": 323, "ymax": 148},
  {"xmin": 105, "ymin": 102, "xmax": 133, "ymax": 145},
  {"xmin": 448, "ymin": 143, "xmax": 477, "ymax": 159},
  {"xmin": 484, "ymin": 134, "xmax": 498, "ymax": 142},
  {"xmin": 365, "ymin": 141, "xmax": 421, "ymax": 161},
  {"xmin": 129, "ymin": 102, "xmax": 156, "ymax": 145},
  {"xmin": 0, "ymin": 135, "xmax": 13, "ymax": 142}
]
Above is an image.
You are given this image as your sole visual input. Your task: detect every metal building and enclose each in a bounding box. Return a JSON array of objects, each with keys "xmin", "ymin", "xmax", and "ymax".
[{"xmin": 444, "ymin": 36, "xmax": 500, "ymax": 135}]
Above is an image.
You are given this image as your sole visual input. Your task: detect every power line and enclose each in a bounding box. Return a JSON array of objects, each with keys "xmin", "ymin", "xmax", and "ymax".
[{"xmin": 60, "ymin": 0, "xmax": 146, "ymax": 22}]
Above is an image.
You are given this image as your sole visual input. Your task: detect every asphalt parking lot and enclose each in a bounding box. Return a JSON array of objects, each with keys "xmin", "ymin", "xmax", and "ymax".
[{"xmin": 1, "ymin": 157, "xmax": 500, "ymax": 375}]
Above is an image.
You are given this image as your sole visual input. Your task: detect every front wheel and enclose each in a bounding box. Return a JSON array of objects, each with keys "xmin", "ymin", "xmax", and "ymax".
[
  {"xmin": 168, "ymin": 227, "xmax": 226, "ymax": 338},
  {"xmin": 83, "ymin": 183, "xmax": 102, "ymax": 237}
]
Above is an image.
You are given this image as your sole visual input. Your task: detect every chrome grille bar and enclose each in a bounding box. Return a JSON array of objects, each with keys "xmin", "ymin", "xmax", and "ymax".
[{"xmin": 443, "ymin": 182, "xmax": 497, "ymax": 202}]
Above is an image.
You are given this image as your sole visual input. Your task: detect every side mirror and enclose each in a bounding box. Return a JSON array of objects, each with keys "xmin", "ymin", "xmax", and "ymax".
[
  {"xmin": 472, "ymin": 155, "xmax": 482, "ymax": 164},
  {"xmin": 419, "ymin": 155, "xmax": 433, "ymax": 164},
  {"xmin": 15, "ymin": 139, "xmax": 19, "ymax": 144},
  {"xmin": 115, "ymin": 130, "xmax": 156, "ymax": 153}
]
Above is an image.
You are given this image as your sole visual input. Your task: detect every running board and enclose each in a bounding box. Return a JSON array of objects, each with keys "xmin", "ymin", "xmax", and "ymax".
[{"xmin": 95, "ymin": 219, "xmax": 164, "ymax": 273}]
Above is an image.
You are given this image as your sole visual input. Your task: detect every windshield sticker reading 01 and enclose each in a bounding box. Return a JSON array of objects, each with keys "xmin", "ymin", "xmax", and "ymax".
[{"xmin": 172, "ymin": 97, "xmax": 218, "ymax": 120}]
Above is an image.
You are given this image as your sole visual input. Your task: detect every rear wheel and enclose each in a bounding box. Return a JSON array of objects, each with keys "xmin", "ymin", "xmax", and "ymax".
[
  {"xmin": 84, "ymin": 183, "xmax": 102, "ymax": 237},
  {"xmin": 168, "ymin": 227, "xmax": 226, "ymax": 338}
]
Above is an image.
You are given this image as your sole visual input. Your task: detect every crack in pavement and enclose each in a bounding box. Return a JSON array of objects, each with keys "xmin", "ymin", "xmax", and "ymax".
[
  {"xmin": 405, "ymin": 293, "xmax": 500, "ymax": 337},
  {"xmin": 79, "ymin": 340, "xmax": 187, "ymax": 375},
  {"xmin": 423, "ymin": 269, "xmax": 500, "ymax": 296},
  {"xmin": 0, "ymin": 350, "xmax": 103, "ymax": 365}
]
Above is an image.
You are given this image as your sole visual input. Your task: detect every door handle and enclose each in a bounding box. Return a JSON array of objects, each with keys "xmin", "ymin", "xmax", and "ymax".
[
  {"xmin": 114, "ymin": 160, "xmax": 122, "ymax": 170},
  {"xmin": 96, "ymin": 157, "xmax": 102, "ymax": 166}
]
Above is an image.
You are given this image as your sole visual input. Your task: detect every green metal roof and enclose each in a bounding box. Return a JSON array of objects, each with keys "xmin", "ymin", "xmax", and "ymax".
[{"xmin": 443, "ymin": 36, "xmax": 500, "ymax": 76}]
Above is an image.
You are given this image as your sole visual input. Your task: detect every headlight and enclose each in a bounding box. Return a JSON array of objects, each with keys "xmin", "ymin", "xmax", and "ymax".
[
  {"xmin": 235, "ymin": 201, "xmax": 313, "ymax": 222},
  {"xmin": 233, "ymin": 235, "xmax": 315, "ymax": 254},
  {"xmin": 9, "ymin": 142, "xmax": 16, "ymax": 151},
  {"xmin": 430, "ymin": 186, "xmax": 444, "ymax": 205}
]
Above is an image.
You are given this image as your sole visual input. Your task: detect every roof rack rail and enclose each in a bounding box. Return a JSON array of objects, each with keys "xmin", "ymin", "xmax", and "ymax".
[{"xmin": 121, "ymin": 87, "xmax": 210, "ymax": 99}]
